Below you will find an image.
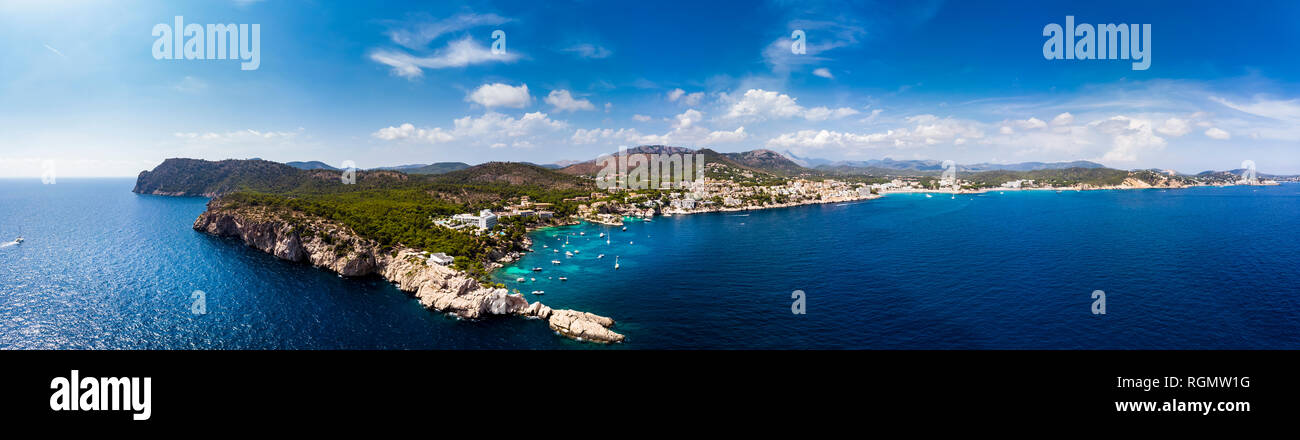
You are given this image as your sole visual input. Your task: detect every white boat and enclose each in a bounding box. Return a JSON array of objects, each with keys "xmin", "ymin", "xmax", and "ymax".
[
  {"xmin": 629, "ymin": 241, "xmax": 634, "ymax": 245},
  {"xmin": 531, "ymin": 290, "xmax": 545, "ymax": 295},
  {"xmin": 558, "ymin": 277, "xmax": 567, "ymax": 281},
  {"xmin": 573, "ymin": 250, "xmax": 580, "ymax": 254},
  {"xmin": 925, "ymin": 194, "xmax": 933, "ymax": 198},
  {"xmin": 530, "ymin": 278, "xmax": 536, "ymax": 282},
  {"xmin": 516, "ymin": 277, "xmax": 526, "ymax": 282},
  {"xmin": 621, "ymin": 227, "xmax": 627, "ymax": 231},
  {"xmin": 565, "ymin": 251, "xmax": 573, "ymax": 257},
  {"xmin": 597, "ymin": 254, "xmax": 604, "ymax": 259},
  {"xmin": 614, "ymin": 256, "xmax": 620, "ymax": 270},
  {"xmin": 532, "ymin": 267, "xmax": 543, "ymax": 271},
  {"xmin": 579, "ymin": 232, "xmax": 585, "ymax": 236},
  {"xmin": 551, "ymin": 260, "xmax": 561, "ymax": 265},
  {"xmin": 598, "ymin": 232, "xmax": 605, "ymax": 238},
  {"xmin": 553, "ymin": 249, "xmax": 559, "ymax": 253},
  {"xmin": 14, "ymin": 237, "xmax": 23, "ymax": 244}
]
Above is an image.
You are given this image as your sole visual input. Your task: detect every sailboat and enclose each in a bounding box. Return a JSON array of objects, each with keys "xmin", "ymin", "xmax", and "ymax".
[
  {"xmin": 598, "ymin": 232, "xmax": 605, "ymax": 238},
  {"xmin": 614, "ymin": 256, "xmax": 620, "ymax": 270}
]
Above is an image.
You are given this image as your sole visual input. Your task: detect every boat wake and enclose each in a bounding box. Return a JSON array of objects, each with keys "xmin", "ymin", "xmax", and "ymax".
[{"xmin": 0, "ymin": 241, "xmax": 18, "ymax": 248}]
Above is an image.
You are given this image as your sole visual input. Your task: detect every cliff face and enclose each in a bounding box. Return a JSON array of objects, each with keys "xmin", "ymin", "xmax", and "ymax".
[{"xmin": 193, "ymin": 200, "xmax": 624, "ymax": 343}]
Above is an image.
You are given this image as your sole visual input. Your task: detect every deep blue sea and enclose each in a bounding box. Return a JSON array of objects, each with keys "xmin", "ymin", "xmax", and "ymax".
[{"xmin": 2, "ymin": 178, "xmax": 1298, "ymax": 349}]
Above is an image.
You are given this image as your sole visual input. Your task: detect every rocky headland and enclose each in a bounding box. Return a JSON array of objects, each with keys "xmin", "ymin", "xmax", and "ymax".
[{"xmin": 192, "ymin": 198, "xmax": 624, "ymax": 344}]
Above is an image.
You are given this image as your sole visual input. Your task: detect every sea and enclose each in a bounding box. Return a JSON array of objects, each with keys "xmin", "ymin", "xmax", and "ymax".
[{"xmin": 2, "ymin": 178, "xmax": 1297, "ymax": 349}]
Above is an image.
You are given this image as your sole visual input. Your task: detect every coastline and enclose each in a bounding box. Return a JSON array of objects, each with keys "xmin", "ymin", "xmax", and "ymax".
[{"xmin": 191, "ymin": 199, "xmax": 625, "ymax": 343}]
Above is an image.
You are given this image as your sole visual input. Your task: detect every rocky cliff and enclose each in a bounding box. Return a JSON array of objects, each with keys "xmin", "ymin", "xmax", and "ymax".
[{"xmin": 192, "ymin": 199, "xmax": 624, "ymax": 343}]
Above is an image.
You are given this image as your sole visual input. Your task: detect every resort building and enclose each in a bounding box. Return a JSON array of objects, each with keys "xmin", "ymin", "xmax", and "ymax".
[{"xmin": 427, "ymin": 252, "xmax": 454, "ymax": 266}]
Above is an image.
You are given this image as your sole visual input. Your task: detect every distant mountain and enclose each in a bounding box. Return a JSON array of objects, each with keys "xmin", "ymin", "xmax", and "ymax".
[
  {"xmin": 778, "ymin": 150, "xmax": 834, "ymax": 168},
  {"xmin": 371, "ymin": 163, "xmax": 429, "ymax": 171},
  {"xmin": 722, "ymin": 149, "xmax": 813, "ymax": 176},
  {"xmin": 134, "ymin": 158, "xmax": 308, "ymax": 196},
  {"xmin": 558, "ymin": 145, "xmax": 794, "ymax": 177},
  {"xmin": 431, "ymin": 162, "xmax": 592, "ymax": 190},
  {"xmin": 812, "ymin": 157, "xmax": 1105, "ymax": 175},
  {"xmin": 285, "ymin": 161, "xmax": 340, "ymax": 171},
  {"xmin": 404, "ymin": 162, "xmax": 472, "ymax": 175}
]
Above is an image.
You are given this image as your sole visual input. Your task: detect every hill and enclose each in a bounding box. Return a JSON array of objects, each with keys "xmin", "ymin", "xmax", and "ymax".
[
  {"xmin": 721, "ymin": 149, "xmax": 813, "ymax": 176},
  {"xmin": 133, "ymin": 159, "xmax": 310, "ymax": 196},
  {"xmin": 285, "ymin": 160, "xmax": 340, "ymax": 171},
  {"xmin": 404, "ymin": 162, "xmax": 472, "ymax": 175},
  {"xmin": 431, "ymin": 162, "xmax": 593, "ymax": 190}
]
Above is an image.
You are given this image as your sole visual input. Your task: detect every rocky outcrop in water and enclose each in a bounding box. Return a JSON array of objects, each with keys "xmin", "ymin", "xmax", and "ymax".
[{"xmin": 193, "ymin": 199, "xmax": 624, "ymax": 343}]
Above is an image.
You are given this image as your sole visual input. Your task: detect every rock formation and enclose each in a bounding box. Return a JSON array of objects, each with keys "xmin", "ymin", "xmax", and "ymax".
[{"xmin": 193, "ymin": 199, "xmax": 624, "ymax": 343}]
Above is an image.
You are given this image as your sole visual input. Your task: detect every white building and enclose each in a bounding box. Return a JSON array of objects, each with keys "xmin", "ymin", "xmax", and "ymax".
[{"xmin": 427, "ymin": 252, "xmax": 454, "ymax": 266}]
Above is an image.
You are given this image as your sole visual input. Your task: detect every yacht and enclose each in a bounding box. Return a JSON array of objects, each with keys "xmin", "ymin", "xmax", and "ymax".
[
  {"xmin": 597, "ymin": 254, "xmax": 604, "ymax": 259},
  {"xmin": 532, "ymin": 267, "xmax": 543, "ymax": 272},
  {"xmin": 925, "ymin": 194, "xmax": 933, "ymax": 198},
  {"xmin": 573, "ymin": 250, "xmax": 580, "ymax": 254},
  {"xmin": 551, "ymin": 260, "xmax": 562, "ymax": 265},
  {"xmin": 621, "ymin": 226, "xmax": 627, "ymax": 231},
  {"xmin": 565, "ymin": 251, "xmax": 573, "ymax": 257},
  {"xmin": 614, "ymin": 256, "xmax": 620, "ymax": 270},
  {"xmin": 516, "ymin": 277, "xmax": 526, "ymax": 282},
  {"xmin": 14, "ymin": 237, "xmax": 23, "ymax": 244},
  {"xmin": 558, "ymin": 277, "xmax": 567, "ymax": 281},
  {"xmin": 598, "ymin": 232, "xmax": 605, "ymax": 238},
  {"xmin": 531, "ymin": 290, "xmax": 545, "ymax": 295}
]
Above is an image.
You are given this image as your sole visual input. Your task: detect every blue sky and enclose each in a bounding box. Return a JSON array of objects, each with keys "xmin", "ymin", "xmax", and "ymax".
[{"xmin": 2, "ymin": 0, "xmax": 1299, "ymax": 177}]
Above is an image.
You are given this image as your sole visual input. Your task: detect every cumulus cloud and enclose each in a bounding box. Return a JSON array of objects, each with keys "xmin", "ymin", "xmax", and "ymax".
[
  {"xmin": 544, "ymin": 89, "xmax": 596, "ymax": 112},
  {"xmin": 1204, "ymin": 127, "xmax": 1231, "ymax": 140},
  {"xmin": 1051, "ymin": 112, "xmax": 1074, "ymax": 125},
  {"xmin": 1157, "ymin": 118, "xmax": 1191, "ymax": 136},
  {"xmin": 372, "ymin": 111, "xmax": 566, "ymax": 148},
  {"xmin": 766, "ymin": 114, "xmax": 985, "ymax": 151},
  {"xmin": 667, "ymin": 88, "xmax": 704, "ymax": 106},
  {"xmin": 723, "ymin": 89, "xmax": 857, "ymax": 122},
  {"xmin": 467, "ymin": 83, "xmax": 531, "ymax": 109},
  {"xmin": 370, "ymin": 37, "xmax": 519, "ymax": 79}
]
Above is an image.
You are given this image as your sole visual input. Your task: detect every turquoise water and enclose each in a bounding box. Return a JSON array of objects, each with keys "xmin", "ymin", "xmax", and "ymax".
[{"xmin": 2, "ymin": 179, "xmax": 1298, "ymax": 348}]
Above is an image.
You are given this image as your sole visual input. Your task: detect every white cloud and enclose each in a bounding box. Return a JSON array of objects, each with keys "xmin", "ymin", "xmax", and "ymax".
[
  {"xmin": 766, "ymin": 115, "xmax": 984, "ymax": 152},
  {"xmin": 1205, "ymin": 127, "xmax": 1231, "ymax": 140},
  {"xmin": 372, "ymin": 123, "xmax": 454, "ymax": 143},
  {"xmin": 672, "ymin": 109, "xmax": 704, "ymax": 129},
  {"xmin": 467, "ymin": 83, "xmax": 532, "ymax": 109},
  {"xmin": 544, "ymin": 89, "xmax": 595, "ymax": 112},
  {"xmin": 723, "ymin": 89, "xmax": 856, "ymax": 122},
  {"xmin": 632, "ymin": 114, "xmax": 652, "ymax": 122},
  {"xmin": 1092, "ymin": 116, "xmax": 1166, "ymax": 162},
  {"xmin": 1051, "ymin": 112, "xmax": 1074, "ymax": 125},
  {"xmin": 174, "ymin": 128, "xmax": 302, "ymax": 142},
  {"xmin": 705, "ymin": 126, "xmax": 748, "ymax": 143},
  {"xmin": 372, "ymin": 111, "xmax": 566, "ymax": 148},
  {"xmin": 370, "ymin": 37, "xmax": 519, "ymax": 79},
  {"xmin": 562, "ymin": 43, "xmax": 612, "ymax": 59},
  {"xmin": 1011, "ymin": 117, "xmax": 1047, "ymax": 130},
  {"xmin": 1211, "ymin": 96, "xmax": 1300, "ymax": 122},
  {"xmin": 804, "ymin": 106, "xmax": 860, "ymax": 121},
  {"xmin": 763, "ymin": 20, "xmax": 866, "ymax": 72},
  {"xmin": 667, "ymin": 88, "xmax": 704, "ymax": 106},
  {"xmin": 1156, "ymin": 118, "xmax": 1191, "ymax": 136},
  {"xmin": 385, "ymin": 13, "xmax": 511, "ymax": 49},
  {"xmin": 812, "ymin": 68, "xmax": 833, "ymax": 79}
]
